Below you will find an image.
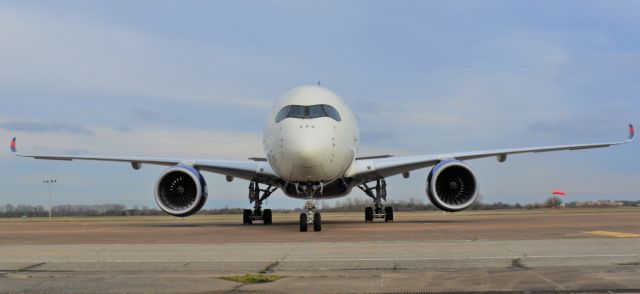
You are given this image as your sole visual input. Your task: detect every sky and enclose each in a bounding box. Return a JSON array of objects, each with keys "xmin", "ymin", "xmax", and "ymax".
[{"xmin": 1, "ymin": 0, "xmax": 638, "ymax": 210}]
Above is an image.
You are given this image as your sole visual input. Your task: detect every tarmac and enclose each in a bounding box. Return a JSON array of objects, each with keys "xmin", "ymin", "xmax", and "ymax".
[{"xmin": 0, "ymin": 209, "xmax": 638, "ymax": 293}]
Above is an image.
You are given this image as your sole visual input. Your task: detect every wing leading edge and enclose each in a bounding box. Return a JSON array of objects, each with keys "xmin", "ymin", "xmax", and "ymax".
[
  {"xmin": 349, "ymin": 124, "xmax": 635, "ymax": 182},
  {"xmin": 8, "ymin": 124, "xmax": 635, "ymax": 184},
  {"xmin": 9, "ymin": 138, "xmax": 279, "ymax": 182}
]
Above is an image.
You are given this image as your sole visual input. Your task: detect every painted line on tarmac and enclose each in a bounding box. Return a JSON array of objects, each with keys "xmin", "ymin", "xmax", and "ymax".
[
  {"xmin": 4, "ymin": 253, "xmax": 638, "ymax": 263},
  {"xmin": 583, "ymin": 231, "xmax": 640, "ymax": 238}
]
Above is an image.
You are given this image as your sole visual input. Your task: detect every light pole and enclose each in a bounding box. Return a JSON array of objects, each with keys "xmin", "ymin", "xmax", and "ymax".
[{"xmin": 43, "ymin": 179, "xmax": 57, "ymax": 220}]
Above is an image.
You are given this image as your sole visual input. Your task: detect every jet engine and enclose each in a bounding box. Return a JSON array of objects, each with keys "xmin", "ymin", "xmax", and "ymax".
[
  {"xmin": 154, "ymin": 166, "xmax": 208, "ymax": 217},
  {"xmin": 426, "ymin": 160, "xmax": 479, "ymax": 212}
]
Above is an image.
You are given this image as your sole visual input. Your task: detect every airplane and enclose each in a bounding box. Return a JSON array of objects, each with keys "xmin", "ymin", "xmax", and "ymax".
[{"xmin": 9, "ymin": 85, "xmax": 635, "ymax": 232}]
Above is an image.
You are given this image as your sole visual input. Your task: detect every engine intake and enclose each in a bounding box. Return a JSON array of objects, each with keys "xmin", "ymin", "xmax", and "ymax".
[
  {"xmin": 426, "ymin": 160, "xmax": 479, "ymax": 212},
  {"xmin": 154, "ymin": 166, "xmax": 208, "ymax": 217}
]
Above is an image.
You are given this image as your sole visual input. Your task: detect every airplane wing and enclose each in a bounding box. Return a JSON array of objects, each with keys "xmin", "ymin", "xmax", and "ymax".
[
  {"xmin": 9, "ymin": 138, "xmax": 280, "ymax": 182},
  {"xmin": 348, "ymin": 124, "xmax": 635, "ymax": 183}
]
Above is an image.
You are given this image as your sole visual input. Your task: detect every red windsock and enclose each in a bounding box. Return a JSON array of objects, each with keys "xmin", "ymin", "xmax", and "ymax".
[{"xmin": 552, "ymin": 190, "xmax": 566, "ymax": 196}]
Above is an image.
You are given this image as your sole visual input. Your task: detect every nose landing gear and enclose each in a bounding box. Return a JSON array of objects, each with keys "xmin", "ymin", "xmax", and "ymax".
[
  {"xmin": 298, "ymin": 183, "xmax": 322, "ymax": 232},
  {"xmin": 358, "ymin": 178, "xmax": 394, "ymax": 223},
  {"xmin": 243, "ymin": 181, "xmax": 277, "ymax": 225}
]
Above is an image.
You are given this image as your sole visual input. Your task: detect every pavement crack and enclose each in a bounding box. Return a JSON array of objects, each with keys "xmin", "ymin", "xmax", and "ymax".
[
  {"xmin": 391, "ymin": 260, "xmax": 400, "ymax": 272},
  {"xmin": 225, "ymin": 283, "xmax": 245, "ymax": 293},
  {"xmin": 260, "ymin": 243, "xmax": 298, "ymax": 274},
  {"xmin": 1, "ymin": 262, "xmax": 48, "ymax": 278},
  {"xmin": 260, "ymin": 260, "xmax": 279, "ymax": 274},
  {"xmin": 15, "ymin": 262, "xmax": 47, "ymax": 273},
  {"xmin": 508, "ymin": 257, "xmax": 529, "ymax": 271},
  {"xmin": 495, "ymin": 240, "xmax": 516, "ymax": 254}
]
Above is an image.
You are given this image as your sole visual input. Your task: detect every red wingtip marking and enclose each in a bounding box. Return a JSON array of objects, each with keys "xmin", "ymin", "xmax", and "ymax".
[{"xmin": 10, "ymin": 137, "xmax": 17, "ymax": 152}]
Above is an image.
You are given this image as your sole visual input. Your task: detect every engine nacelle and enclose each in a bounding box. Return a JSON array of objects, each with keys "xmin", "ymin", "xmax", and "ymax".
[
  {"xmin": 154, "ymin": 166, "xmax": 208, "ymax": 217},
  {"xmin": 426, "ymin": 160, "xmax": 479, "ymax": 212}
]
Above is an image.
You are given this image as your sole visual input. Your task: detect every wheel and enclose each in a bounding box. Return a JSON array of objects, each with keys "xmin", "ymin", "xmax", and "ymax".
[
  {"xmin": 384, "ymin": 206, "xmax": 394, "ymax": 222},
  {"xmin": 299, "ymin": 213, "xmax": 308, "ymax": 232},
  {"xmin": 243, "ymin": 209, "xmax": 252, "ymax": 225},
  {"xmin": 365, "ymin": 207, "xmax": 373, "ymax": 222},
  {"xmin": 263, "ymin": 209, "xmax": 272, "ymax": 225},
  {"xmin": 313, "ymin": 212, "xmax": 321, "ymax": 232}
]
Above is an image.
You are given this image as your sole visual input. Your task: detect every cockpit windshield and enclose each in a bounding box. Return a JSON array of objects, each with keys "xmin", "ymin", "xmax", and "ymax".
[
  {"xmin": 308, "ymin": 105, "xmax": 327, "ymax": 118},
  {"xmin": 275, "ymin": 104, "xmax": 341, "ymax": 123},
  {"xmin": 287, "ymin": 105, "xmax": 306, "ymax": 119}
]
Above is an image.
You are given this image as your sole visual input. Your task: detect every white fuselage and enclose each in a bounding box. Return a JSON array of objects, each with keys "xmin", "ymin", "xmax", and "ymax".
[{"xmin": 263, "ymin": 86, "xmax": 360, "ymax": 186}]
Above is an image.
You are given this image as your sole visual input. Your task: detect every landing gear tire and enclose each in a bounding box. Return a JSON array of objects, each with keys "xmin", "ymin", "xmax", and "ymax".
[
  {"xmin": 365, "ymin": 207, "xmax": 374, "ymax": 222},
  {"xmin": 243, "ymin": 209, "xmax": 252, "ymax": 225},
  {"xmin": 384, "ymin": 206, "xmax": 394, "ymax": 222},
  {"xmin": 313, "ymin": 213, "xmax": 322, "ymax": 232},
  {"xmin": 246, "ymin": 181, "xmax": 277, "ymax": 225},
  {"xmin": 299, "ymin": 213, "xmax": 308, "ymax": 232},
  {"xmin": 263, "ymin": 209, "xmax": 272, "ymax": 225}
]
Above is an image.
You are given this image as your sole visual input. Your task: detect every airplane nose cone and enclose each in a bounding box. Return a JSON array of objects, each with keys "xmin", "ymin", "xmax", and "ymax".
[
  {"xmin": 278, "ymin": 126, "xmax": 334, "ymax": 182},
  {"xmin": 289, "ymin": 135, "xmax": 325, "ymax": 166}
]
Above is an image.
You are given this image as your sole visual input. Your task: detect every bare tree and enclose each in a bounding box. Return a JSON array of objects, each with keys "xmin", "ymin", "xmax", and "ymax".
[{"xmin": 543, "ymin": 196, "xmax": 563, "ymax": 208}]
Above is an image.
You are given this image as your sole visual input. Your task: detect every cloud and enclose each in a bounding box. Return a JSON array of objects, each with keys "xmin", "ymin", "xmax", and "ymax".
[
  {"xmin": 7, "ymin": 125, "xmax": 264, "ymax": 160},
  {"xmin": 0, "ymin": 4, "xmax": 281, "ymax": 110},
  {"xmin": 351, "ymin": 100, "xmax": 384, "ymax": 116},
  {"xmin": 359, "ymin": 130, "xmax": 395, "ymax": 144},
  {"xmin": 0, "ymin": 120, "xmax": 93, "ymax": 135},
  {"xmin": 113, "ymin": 126, "xmax": 132, "ymax": 133},
  {"xmin": 527, "ymin": 111, "xmax": 633, "ymax": 139},
  {"xmin": 131, "ymin": 108, "xmax": 186, "ymax": 123}
]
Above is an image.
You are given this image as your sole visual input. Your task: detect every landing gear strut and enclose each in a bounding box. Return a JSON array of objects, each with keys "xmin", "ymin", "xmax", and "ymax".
[
  {"xmin": 358, "ymin": 178, "xmax": 393, "ymax": 222},
  {"xmin": 243, "ymin": 181, "xmax": 277, "ymax": 225},
  {"xmin": 298, "ymin": 183, "xmax": 322, "ymax": 232}
]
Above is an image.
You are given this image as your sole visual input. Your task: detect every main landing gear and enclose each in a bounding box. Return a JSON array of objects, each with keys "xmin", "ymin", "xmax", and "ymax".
[
  {"xmin": 298, "ymin": 183, "xmax": 322, "ymax": 232},
  {"xmin": 243, "ymin": 181, "xmax": 277, "ymax": 225},
  {"xmin": 358, "ymin": 178, "xmax": 394, "ymax": 223}
]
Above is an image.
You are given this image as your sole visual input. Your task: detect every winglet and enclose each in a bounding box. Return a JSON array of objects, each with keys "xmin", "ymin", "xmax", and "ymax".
[
  {"xmin": 10, "ymin": 137, "xmax": 17, "ymax": 153},
  {"xmin": 629, "ymin": 124, "xmax": 635, "ymax": 141}
]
